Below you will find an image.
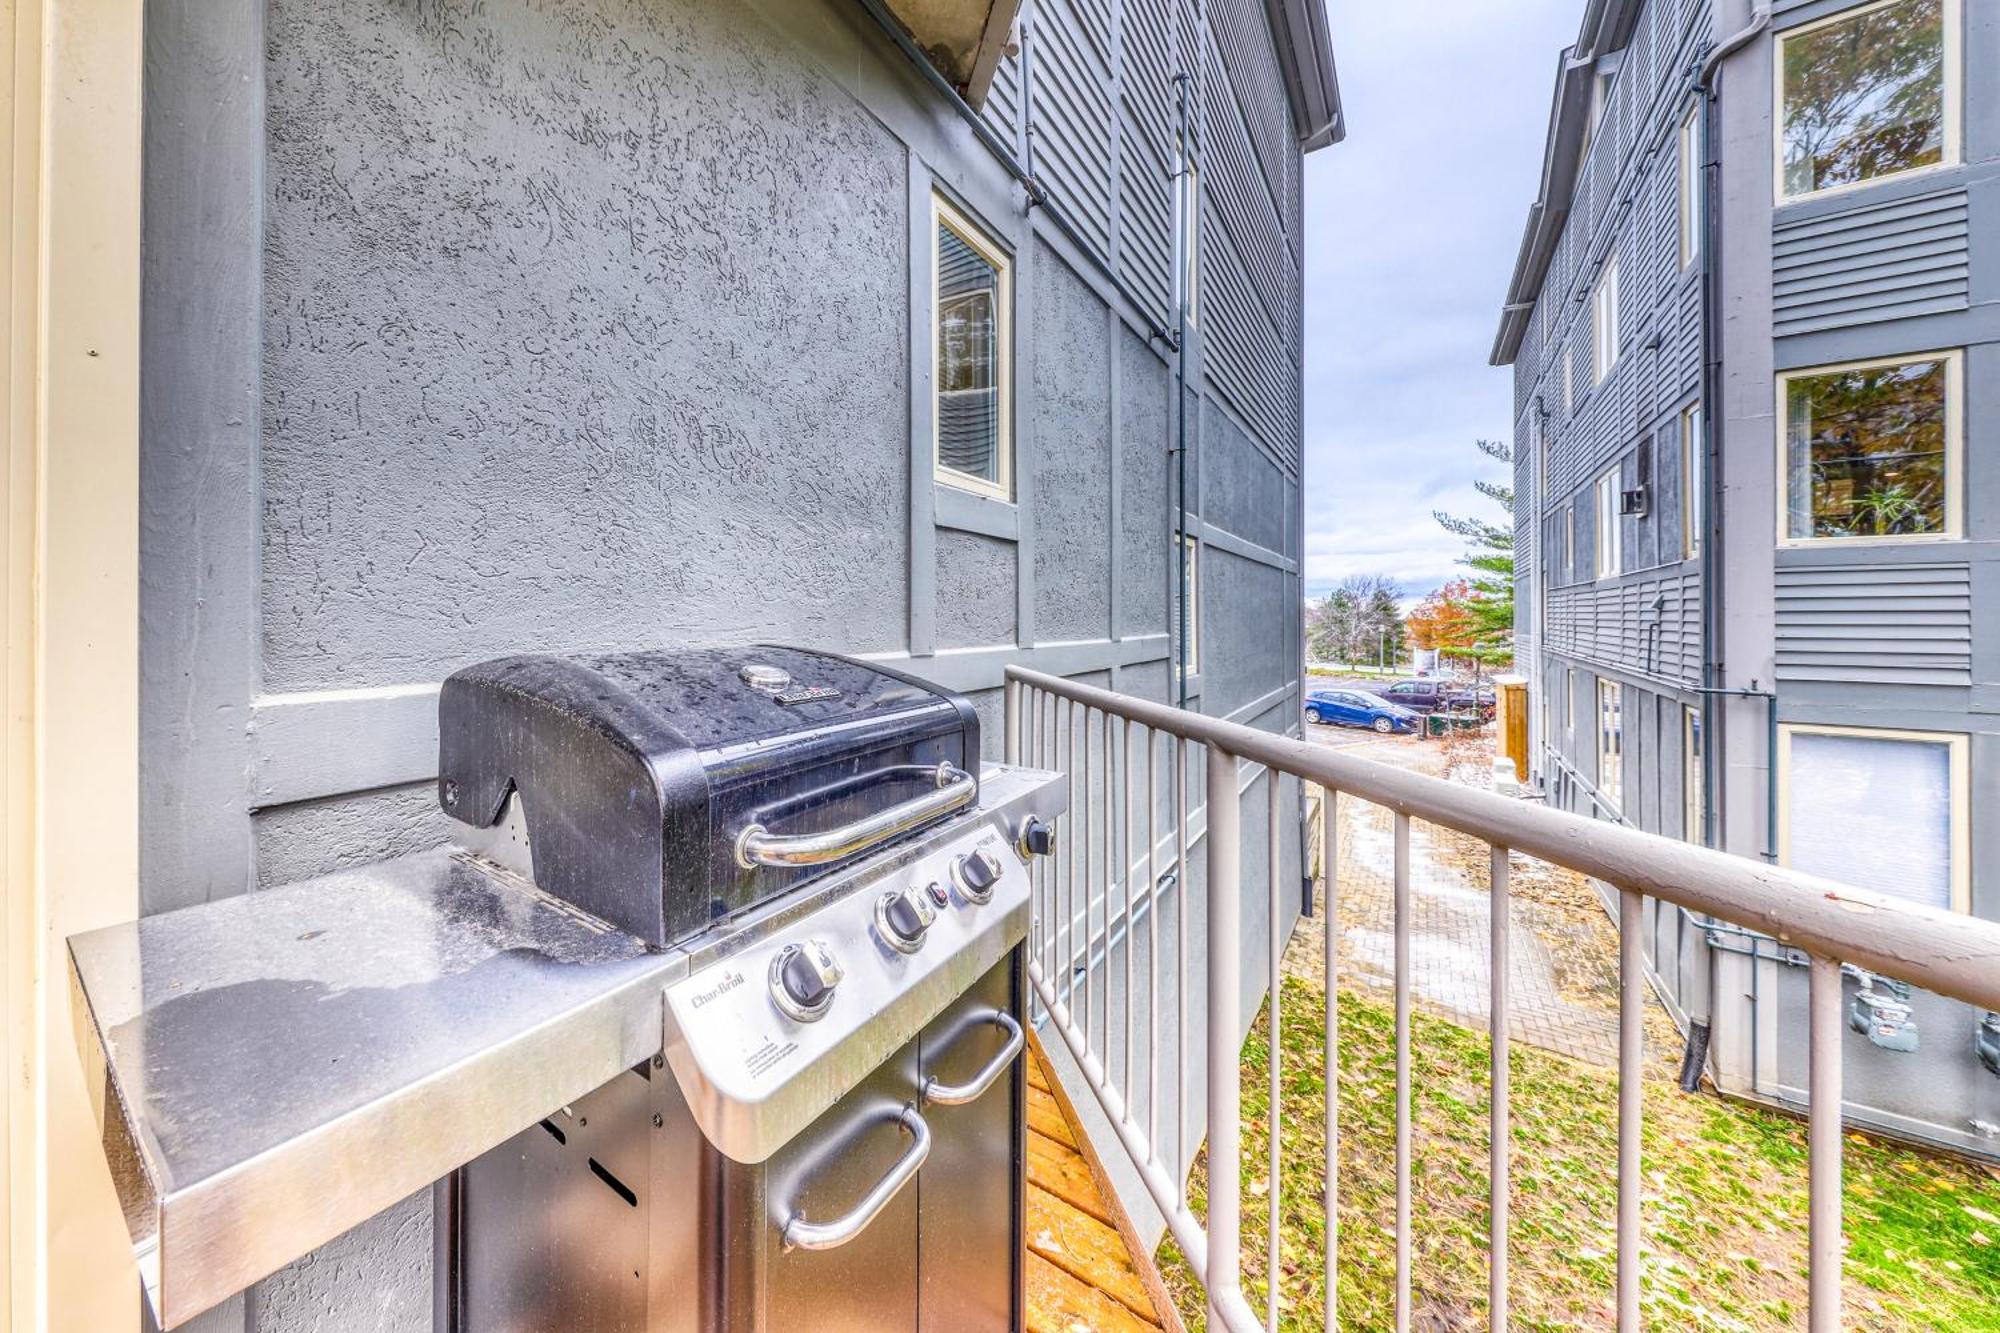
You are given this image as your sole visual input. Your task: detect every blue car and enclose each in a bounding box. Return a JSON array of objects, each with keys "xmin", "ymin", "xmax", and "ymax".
[{"xmin": 1305, "ymin": 688, "xmax": 1419, "ymax": 734}]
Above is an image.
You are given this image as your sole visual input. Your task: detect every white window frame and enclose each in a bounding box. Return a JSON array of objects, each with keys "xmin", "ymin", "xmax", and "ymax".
[
  {"xmin": 1678, "ymin": 103, "xmax": 1702, "ymax": 268},
  {"xmin": 1178, "ymin": 533, "xmax": 1199, "ymax": 676},
  {"xmin": 1594, "ymin": 469, "xmax": 1620, "ymax": 580},
  {"xmin": 1683, "ymin": 704, "xmax": 1704, "ymax": 844},
  {"xmin": 1596, "ymin": 679, "xmax": 1623, "ymax": 811},
  {"xmin": 1563, "ymin": 503, "xmax": 1575, "ymax": 577},
  {"xmin": 1562, "ymin": 667, "xmax": 1575, "ymax": 736},
  {"xmin": 932, "ymin": 193, "xmax": 1013, "ymax": 500},
  {"xmin": 1776, "ymin": 723, "xmax": 1970, "ymax": 913},
  {"xmin": 1774, "ymin": 349, "xmax": 1963, "ymax": 547},
  {"xmin": 1775, "ymin": 0, "xmax": 1961, "ymax": 205},
  {"xmin": 1681, "ymin": 402, "xmax": 1703, "ymax": 558},
  {"xmin": 1591, "ymin": 257, "xmax": 1620, "ymax": 383}
]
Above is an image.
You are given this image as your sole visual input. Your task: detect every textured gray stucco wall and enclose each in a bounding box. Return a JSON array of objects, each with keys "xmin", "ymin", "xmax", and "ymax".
[
  {"xmin": 262, "ymin": 0, "xmax": 909, "ymax": 692},
  {"xmin": 1031, "ymin": 243, "xmax": 1113, "ymax": 642},
  {"xmin": 1118, "ymin": 332, "xmax": 1171, "ymax": 640}
]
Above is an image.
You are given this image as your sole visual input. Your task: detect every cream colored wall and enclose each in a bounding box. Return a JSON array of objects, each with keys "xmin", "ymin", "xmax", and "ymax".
[{"xmin": 3, "ymin": 1, "xmax": 145, "ymax": 1330}]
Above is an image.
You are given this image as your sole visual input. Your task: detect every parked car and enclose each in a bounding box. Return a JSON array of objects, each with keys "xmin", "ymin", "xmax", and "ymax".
[
  {"xmin": 1364, "ymin": 679, "xmax": 1496, "ymax": 719},
  {"xmin": 1305, "ymin": 689, "xmax": 1420, "ymax": 734}
]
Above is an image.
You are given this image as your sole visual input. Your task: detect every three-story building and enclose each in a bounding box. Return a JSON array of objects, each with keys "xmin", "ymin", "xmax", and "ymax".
[{"xmin": 1495, "ymin": 0, "xmax": 2000, "ymax": 1157}]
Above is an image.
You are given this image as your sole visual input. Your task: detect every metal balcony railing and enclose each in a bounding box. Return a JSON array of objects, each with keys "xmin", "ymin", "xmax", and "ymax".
[{"xmin": 1002, "ymin": 665, "xmax": 2000, "ymax": 1333}]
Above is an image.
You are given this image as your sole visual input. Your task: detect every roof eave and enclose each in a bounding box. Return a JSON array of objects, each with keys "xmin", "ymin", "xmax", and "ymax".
[
  {"xmin": 1489, "ymin": 49, "xmax": 1595, "ymax": 365},
  {"xmin": 1267, "ymin": 0, "xmax": 1345, "ymax": 151}
]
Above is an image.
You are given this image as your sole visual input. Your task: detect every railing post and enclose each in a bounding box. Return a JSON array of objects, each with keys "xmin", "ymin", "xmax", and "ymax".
[
  {"xmin": 1206, "ymin": 741, "xmax": 1243, "ymax": 1323},
  {"xmin": 1322, "ymin": 786, "xmax": 1339, "ymax": 1333},
  {"xmin": 1393, "ymin": 812, "xmax": 1412, "ymax": 1333},
  {"xmin": 1617, "ymin": 888, "xmax": 1642, "ymax": 1331},
  {"xmin": 1808, "ymin": 954, "xmax": 1843, "ymax": 1333},
  {"xmin": 1005, "ymin": 674, "xmax": 1020, "ymax": 765},
  {"xmin": 1489, "ymin": 845, "xmax": 1510, "ymax": 1332}
]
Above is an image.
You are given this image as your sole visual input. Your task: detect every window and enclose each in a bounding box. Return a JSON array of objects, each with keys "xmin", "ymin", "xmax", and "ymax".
[
  {"xmin": 1562, "ymin": 347, "xmax": 1573, "ymax": 417},
  {"xmin": 1563, "ymin": 503, "xmax": 1575, "ymax": 577},
  {"xmin": 1176, "ymin": 150, "xmax": 1202, "ymax": 329},
  {"xmin": 1681, "ymin": 402, "xmax": 1703, "ymax": 558},
  {"xmin": 1594, "ymin": 469, "xmax": 1620, "ymax": 579},
  {"xmin": 1562, "ymin": 667, "xmax": 1575, "ymax": 735},
  {"xmin": 934, "ymin": 196, "xmax": 1011, "ymax": 497},
  {"xmin": 1683, "ymin": 705, "xmax": 1705, "ymax": 843},
  {"xmin": 1779, "ymin": 725, "xmax": 1968, "ymax": 912},
  {"xmin": 1177, "ymin": 534, "xmax": 1199, "ymax": 675},
  {"xmin": 1679, "ymin": 104, "xmax": 1702, "ymax": 267},
  {"xmin": 1778, "ymin": 0, "xmax": 1955, "ymax": 201},
  {"xmin": 1592, "ymin": 257, "xmax": 1621, "ymax": 383},
  {"xmin": 1780, "ymin": 351, "xmax": 1960, "ymax": 543},
  {"xmin": 1597, "ymin": 680, "xmax": 1623, "ymax": 810}
]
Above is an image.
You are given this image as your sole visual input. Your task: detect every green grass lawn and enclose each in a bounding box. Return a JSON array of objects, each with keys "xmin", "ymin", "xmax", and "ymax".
[{"xmin": 1159, "ymin": 976, "xmax": 2000, "ymax": 1330}]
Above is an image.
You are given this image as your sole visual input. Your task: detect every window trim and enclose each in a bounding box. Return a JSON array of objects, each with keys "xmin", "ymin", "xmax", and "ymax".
[
  {"xmin": 1775, "ymin": 722, "xmax": 1970, "ymax": 913},
  {"xmin": 1596, "ymin": 678, "xmax": 1623, "ymax": 812},
  {"xmin": 1591, "ymin": 257, "xmax": 1620, "ymax": 383},
  {"xmin": 1774, "ymin": 0, "xmax": 1961, "ymax": 205},
  {"xmin": 1594, "ymin": 468, "xmax": 1620, "ymax": 579},
  {"xmin": 1683, "ymin": 704, "xmax": 1704, "ymax": 844},
  {"xmin": 1773, "ymin": 348, "xmax": 1963, "ymax": 548},
  {"xmin": 1681, "ymin": 402, "xmax": 1703, "ymax": 559},
  {"xmin": 931, "ymin": 193, "xmax": 1014, "ymax": 501},
  {"xmin": 1678, "ymin": 103, "xmax": 1701, "ymax": 268}
]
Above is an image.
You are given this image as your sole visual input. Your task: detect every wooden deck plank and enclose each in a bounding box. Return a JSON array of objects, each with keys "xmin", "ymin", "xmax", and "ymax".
[
  {"xmin": 1027, "ymin": 1129, "xmax": 1114, "ymax": 1225},
  {"xmin": 1028, "ymin": 1185, "xmax": 1161, "ymax": 1323},
  {"xmin": 1024, "ymin": 1251, "xmax": 1162, "ymax": 1333},
  {"xmin": 1027, "ymin": 1080, "xmax": 1076, "ymax": 1147}
]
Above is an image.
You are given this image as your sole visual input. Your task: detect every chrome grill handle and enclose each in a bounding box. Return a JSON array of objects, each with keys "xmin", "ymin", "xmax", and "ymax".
[
  {"xmin": 734, "ymin": 763, "xmax": 977, "ymax": 868},
  {"xmin": 778, "ymin": 1105, "xmax": 931, "ymax": 1252},
  {"xmin": 922, "ymin": 1011, "xmax": 1024, "ymax": 1107}
]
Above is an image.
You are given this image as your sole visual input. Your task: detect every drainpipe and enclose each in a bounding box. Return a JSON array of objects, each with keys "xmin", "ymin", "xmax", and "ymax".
[
  {"xmin": 1172, "ymin": 71, "xmax": 1194, "ymax": 710},
  {"xmin": 1691, "ymin": 5, "xmax": 1771, "ymax": 855}
]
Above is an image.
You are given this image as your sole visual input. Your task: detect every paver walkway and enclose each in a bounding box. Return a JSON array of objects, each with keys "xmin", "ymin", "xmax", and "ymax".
[{"xmin": 1296, "ymin": 729, "xmax": 1623, "ymax": 1066}]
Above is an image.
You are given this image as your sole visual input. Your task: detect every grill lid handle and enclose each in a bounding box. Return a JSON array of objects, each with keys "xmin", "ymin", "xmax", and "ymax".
[
  {"xmin": 778, "ymin": 1105, "xmax": 931, "ymax": 1252},
  {"xmin": 922, "ymin": 1010, "xmax": 1025, "ymax": 1107},
  {"xmin": 734, "ymin": 762, "xmax": 977, "ymax": 868}
]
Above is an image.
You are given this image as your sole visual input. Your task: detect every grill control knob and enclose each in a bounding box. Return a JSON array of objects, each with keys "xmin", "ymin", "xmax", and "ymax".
[
  {"xmin": 951, "ymin": 849, "xmax": 1004, "ymax": 904},
  {"xmin": 875, "ymin": 884, "xmax": 938, "ymax": 954},
  {"xmin": 770, "ymin": 941, "xmax": 842, "ymax": 1021},
  {"xmin": 1018, "ymin": 816, "xmax": 1056, "ymax": 859}
]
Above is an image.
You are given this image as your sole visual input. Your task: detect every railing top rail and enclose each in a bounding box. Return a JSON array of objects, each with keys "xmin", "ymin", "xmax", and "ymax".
[{"xmin": 1006, "ymin": 665, "xmax": 2000, "ymax": 1013}]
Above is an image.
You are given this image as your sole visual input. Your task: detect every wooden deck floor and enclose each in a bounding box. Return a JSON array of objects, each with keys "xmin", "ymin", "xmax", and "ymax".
[{"xmin": 1023, "ymin": 1032, "xmax": 1176, "ymax": 1333}]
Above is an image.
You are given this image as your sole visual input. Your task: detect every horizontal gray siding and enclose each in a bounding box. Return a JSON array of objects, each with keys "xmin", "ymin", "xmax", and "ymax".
[
  {"xmin": 1544, "ymin": 568, "xmax": 1702, "ymax": 683},
  {"xmin": 1774, "ymin": 560, "xmax": 1972, "ymax": 685},
  {"xmin": 1772, "ymin": 188, "xmax": 1970, "ymax": 337}
]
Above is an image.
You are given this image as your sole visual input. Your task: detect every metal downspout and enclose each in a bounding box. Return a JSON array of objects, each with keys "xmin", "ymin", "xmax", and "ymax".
[{"xmin": 1173, "ymin": 71, "xmax": 1193, "ymax": 710}]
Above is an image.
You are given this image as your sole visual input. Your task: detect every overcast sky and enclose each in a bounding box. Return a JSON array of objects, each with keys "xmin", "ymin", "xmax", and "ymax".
[{"xmin": 1299, "ymin": 0, "xmax": 1581, "ymax": 602}]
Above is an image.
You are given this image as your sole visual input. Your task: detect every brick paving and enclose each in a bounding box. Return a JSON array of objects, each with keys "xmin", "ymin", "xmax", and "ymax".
[{"xmin": 1291, "ymin": 730, "xmax": 1622, "ymax": 1067}]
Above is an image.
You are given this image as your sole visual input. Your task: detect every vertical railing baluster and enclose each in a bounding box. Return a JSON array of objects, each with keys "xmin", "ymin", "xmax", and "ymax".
[
  {"xmin": 1082, "ymin": 704, "xmax": 1094, "ymax": 1038},
  {"xmin": 1067, "ymin": 700, "xmax": 1081, "ymax": 1014},
  {"xmin": 1176, "ymin": 734, "xmax": 1190, "ymax": 1181},
  {"xmin": 1617, "ymin": 888, "xmax": 1642, "ymax": 1331},
  {"xmin": 1104, "ymin": 704, "xmax": 1120, "ymax": 1056},
  {"xmin": 1394, "ymin": 811, "xmax": 1412, "ymax": 1333},
  {"xmin": 1147, "ymin": 724, "xmax": 1160, "ymax": 1159},
  {"xmin": 1266, "ymin": 767, "xmax": 1282, "ymax": 1332},
  {"xmin": 1207, "ymin": 742, "xmax": 1243, "ymax": 1326},
  {"xmin": 1808, "ymin": 954, "xmax": 1843, "ymax": 1333},
  {"xmin": 1322, "ymin": 787, "xmax": 1339, "ymax": 1333},
  {"xmin": 1490, "ymin": 846, "xmax": 1511, "ymax": 1333},
  {"xmin": 1005, "ymin": 677, "xmax": 1019, "ymax": 765},
  {"xmin": 1123, "ymin": 716, "xmax": 1135, "ymax": 1104}
]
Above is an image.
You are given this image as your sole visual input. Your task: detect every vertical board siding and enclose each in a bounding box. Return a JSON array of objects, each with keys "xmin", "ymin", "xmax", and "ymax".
[
  {"xmin": 1772, "ymin": 188, "xmax": 1970, "ymax": 336},
  {"xmin": 1774, "ymin": 562, "xmax": 1972, "ymax": 685}
]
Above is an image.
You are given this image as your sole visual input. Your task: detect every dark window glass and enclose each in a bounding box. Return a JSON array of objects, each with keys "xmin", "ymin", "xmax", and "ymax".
[
  {"xmin": 937, "ymin": 219, "xmax": 1002, "ymax": 486},
  {"xmin": 1784, "ymin": 357, "xmax": 1949, "ymax": 540},
  {"xmin": 1781, "ymin": 0, "xmax": 1946, "ymax": 197}
]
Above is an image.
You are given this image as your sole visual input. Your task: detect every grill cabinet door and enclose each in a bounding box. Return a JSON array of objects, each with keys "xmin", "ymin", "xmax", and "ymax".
[
  {"xmin": 916, "ymin": 953, "xmax": 1025, "ymax": 1332},
  {"xmin": 712, "ymin": 1036, "xmax": 923, "ymax": 1332}
]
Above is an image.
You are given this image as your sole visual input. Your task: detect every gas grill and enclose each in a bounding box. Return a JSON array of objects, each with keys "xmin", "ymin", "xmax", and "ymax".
[{"xmin": 66, "ymin": 646, "xmax": 1065, "ymax": 1331}]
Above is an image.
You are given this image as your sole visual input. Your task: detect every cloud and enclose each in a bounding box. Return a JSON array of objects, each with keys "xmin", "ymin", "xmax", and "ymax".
[{"xmin": 1301, "ymin": 1, "xmax": 1577, "ymax": 598}]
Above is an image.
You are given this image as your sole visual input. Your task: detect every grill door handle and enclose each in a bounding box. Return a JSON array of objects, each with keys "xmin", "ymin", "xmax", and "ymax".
[
  {"xmin": 778, "ymin": 1105, "xmax": 930, "ymax": 1252},
  {"xmin": 735, "ymin": 763, "xmax": 977, "ymax": 869},
  {"xmin": 922, "ymin": 1011, "xmax": 1024, "ymax": 1107}
]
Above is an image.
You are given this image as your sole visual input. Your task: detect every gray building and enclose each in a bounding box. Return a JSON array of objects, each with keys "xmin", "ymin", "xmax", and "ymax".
[
  {"xmin": 1496, "ymin": 0, "xmax": 2000, "ymax": 1156},
  {"xmin": 132, "ymin": 0, "xmax": 1338, "ymax": 1328}
]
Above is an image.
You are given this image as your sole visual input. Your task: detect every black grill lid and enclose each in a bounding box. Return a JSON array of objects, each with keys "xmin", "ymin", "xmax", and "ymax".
[{"xmin": 436, "ymin": 646, "xmax": 980, "ymax": 947}]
